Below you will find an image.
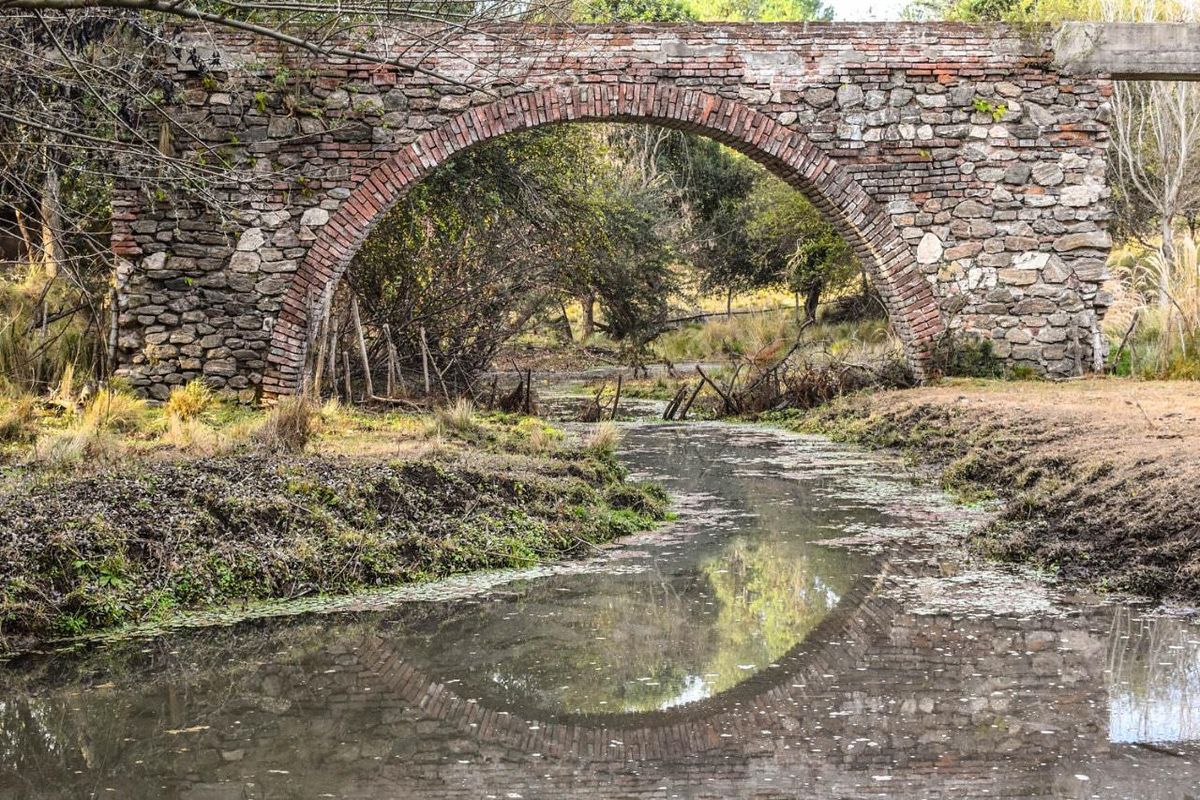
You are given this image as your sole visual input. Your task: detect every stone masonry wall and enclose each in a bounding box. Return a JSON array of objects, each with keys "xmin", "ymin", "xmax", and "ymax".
[{"xmin": 111, "ymin": 23, "xmax": 1113, "ymax": 401}]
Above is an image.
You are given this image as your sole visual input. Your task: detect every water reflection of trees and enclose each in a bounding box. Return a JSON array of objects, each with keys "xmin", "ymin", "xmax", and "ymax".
[
  {"xmin": 696, "ymin": 534, "xmax": 854, "ymax": 698},
  {"xmin": 1107, "ymin": 606, "xmax": 1200, "ymax": 743},
  {"xmin": 381, "ymin": 529, "xmax": 861, "ymax": 715}
]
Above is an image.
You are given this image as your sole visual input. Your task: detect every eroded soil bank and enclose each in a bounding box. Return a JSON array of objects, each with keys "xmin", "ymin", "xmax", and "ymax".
[
  {"xmin": 784, "ymin": 378, "xmax": 1200, "ymax": 602},
  {"xmin": 0, "ymin": 425, "xmax": 668, "ymax": 653}
]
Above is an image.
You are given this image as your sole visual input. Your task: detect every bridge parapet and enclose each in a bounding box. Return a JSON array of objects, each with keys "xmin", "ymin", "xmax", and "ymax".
[{"xmin": 1055, "ymin": 22, "xmax": 1200, "ymax": 81}]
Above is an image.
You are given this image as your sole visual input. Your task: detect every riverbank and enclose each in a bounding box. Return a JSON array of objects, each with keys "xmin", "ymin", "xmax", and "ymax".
[
  {"xmin": 0, "ymin": 399, "xmax": 668, "ymax": 653},
  {"xmin": 780, "ymin": 378, "xmax": 1200, "ymax": 602}
]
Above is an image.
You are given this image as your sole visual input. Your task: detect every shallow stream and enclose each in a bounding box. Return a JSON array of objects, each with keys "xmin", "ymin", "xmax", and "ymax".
[{"xmin": 2, "ymin": 417, "xmax": 1200, "ymax": 798}]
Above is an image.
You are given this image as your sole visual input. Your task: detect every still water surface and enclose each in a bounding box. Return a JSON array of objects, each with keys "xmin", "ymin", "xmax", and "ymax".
[{"xmin": 2, "ymin": 421, "xmax": 1200, "ymax": 798}]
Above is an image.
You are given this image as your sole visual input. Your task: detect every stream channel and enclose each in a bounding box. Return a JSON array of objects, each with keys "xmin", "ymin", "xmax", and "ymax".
[{"xmin": 2, "ymin": 400, "xmax": 1200, "ymax": 798}]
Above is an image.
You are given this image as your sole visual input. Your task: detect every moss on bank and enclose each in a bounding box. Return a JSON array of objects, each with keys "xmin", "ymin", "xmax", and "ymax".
[
  {"xmin": 768, "ymin": 389, "xmax": 1200, "ymax": 602},
  {"xmin": 0, "ymin": 410, "xmax": 669, "ymax": 652}
]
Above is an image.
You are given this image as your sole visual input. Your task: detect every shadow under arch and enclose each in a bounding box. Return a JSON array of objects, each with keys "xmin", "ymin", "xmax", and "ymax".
[{"xmin": 263, "ymin": 84, "xmax": 946, "ymax": 396}]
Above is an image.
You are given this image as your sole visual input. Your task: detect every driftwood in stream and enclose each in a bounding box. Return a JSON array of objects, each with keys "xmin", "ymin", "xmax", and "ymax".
[
  {"xmin": 662, "ymin": 384, "xmax": 688, "ymax": 420},
  {"xmin": 677, "ymin": 380, "xmax": 704, "ymax": 420},
  {"xmin": 662, "ymin": 379, "xmax": 703, "ymax": 421},
  {"xmin": 580, "ymin": 381, "xmax": 607, "ymax": 422},
  {"xmin": 695, "ymin": 365, "xmax": 737, "ymax": 415}
]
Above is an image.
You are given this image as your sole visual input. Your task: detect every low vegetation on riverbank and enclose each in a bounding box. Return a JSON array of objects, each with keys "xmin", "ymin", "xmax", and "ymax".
[
  {"xmin": 0, "ymin": 384, "xmax": 669, "ymax": 652},
  {"xmin": 776, "ymin": 379, "xmax": 1200, "ymax": 602}
]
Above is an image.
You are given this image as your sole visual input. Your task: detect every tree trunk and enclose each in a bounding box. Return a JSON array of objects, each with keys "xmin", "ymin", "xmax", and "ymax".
[
  {"xmin": 556, "ymin": 302, "xmax": 575, "ymax": 344},
  {"xmin": 804, "ymin": 281, "xmax": 822, "ymax": 323},
  {"xmin": 726, "ymin": 288, "xmax": 733, "ymax": 318},
  {"xmin": 580, "ymin": 292, "xmax": 596, "ymax": 342},
  {"xmin": 1159, "ymin": 214, "xmax": 1178, "ymax": 308},
  {"xmin": 39, "ymin": 143, "xmax": 61, "ymax": 279}
]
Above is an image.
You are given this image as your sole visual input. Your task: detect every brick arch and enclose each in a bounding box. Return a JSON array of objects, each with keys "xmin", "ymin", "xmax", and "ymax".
[{"xmin": 263, "ymin": 84, "xmax": 945, "ymax": 396}]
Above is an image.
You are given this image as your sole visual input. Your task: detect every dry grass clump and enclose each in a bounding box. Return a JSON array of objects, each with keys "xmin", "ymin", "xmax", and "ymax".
[
  {"xmin": 583, "ymin": 422, "xmax": 621, "ymax": 457},
  {"xmin": 162, "ymin": 415, "xmax": 226, "ymax": 455},
  {"xmin": 516, "ymin": 417, "xmax": 563, "ymax": 454},
  {"xmin": 165, "ymin": 379, "xmax": 214, "ymax": 421},
  {"xmin": 81, "ymin": 387, "xmax": 147, "ymax": 433},
  {"xmin": 0, "ymin": 394, "xmax": 38, "ymax": 444},
  {"xmin": 654, "ymin": 311, "xmax": 896, "ymax": 372},
  {"xmin": 313, "ymin": 397, "xmax": 357, "ymax": 437},
  {"xmin": 435, "ymin": 397, "xmax": 478, "ymax": 435},
  {"xmin": 423, "ymin": 398, "xmax": 480, "ymax": 441},
  {"xmin": 252, "ymin": 396, "xmax": 315, "ymax": 453},
  {"xmin": 655, "ymin": 310, "xmax": 800, "ymax": 363},
  {"xmin": 320, "ymin": 397, "xmax": 348, "ymax": 422},
  {"xmin": 31, "ymin": 427, "xmax": 125, "ymax": 469}
]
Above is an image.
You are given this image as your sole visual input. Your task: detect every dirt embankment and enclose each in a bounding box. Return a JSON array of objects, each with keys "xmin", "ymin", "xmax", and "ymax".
[
  {"xmin": 0, "ymin": 448, "xmax": 668, "ymax": 652},
  {"xmin": 793, "ymin": 379, "xmax": 1200, "ymax": 602}
]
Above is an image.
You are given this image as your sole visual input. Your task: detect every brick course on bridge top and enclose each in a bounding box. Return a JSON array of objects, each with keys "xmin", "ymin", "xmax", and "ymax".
[{"xmin": 111, "ymin": 22, "xmax": 1114, "ymax": 401}]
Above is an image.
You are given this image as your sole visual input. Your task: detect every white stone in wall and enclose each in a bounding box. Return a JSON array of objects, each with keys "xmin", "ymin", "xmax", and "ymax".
[
  {"xmin": 229, "ymin": 252, "xmax": 262, "ymax": 273},
  {"xmin": 1032, "ymin": 163, "xmax": 1065, "ymax": 186},
  {"xmin": 916, "ymin": 233, "xmax": 944, "ymax": 264},
  {"xmin": 236, "ymin": 228, "xmax": 265, "ymax": 251},
  {"xmin": 300, "ymin": 208, "xmax": 330, "ymax": 227},
  {"xmin": 1053, "ymin": 231, "xmax": 1112, "ymax": 252},
  {"xmin": 1013, "ymin": 251, "xmax": 1051, "ymax": 271},
  {"xmin": 1060, "ymin": 152, "xmax": 1087, "ymax": 170},
  {"xmin": 1025, "ymin": 102, "xmax": 1055, "ymax": 128},
  {"xmin": 1060, "ymin": 184, "xmax": 1101, "ymax": 207},
  {"xmin": 836, "ymin": 84, "xmax": 864, "ymax": 108}
]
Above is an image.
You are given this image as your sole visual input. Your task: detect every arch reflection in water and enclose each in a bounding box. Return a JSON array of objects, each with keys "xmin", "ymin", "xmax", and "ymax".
[{"xmin": 2, "ymin": 423, "xmax": 1200, "ymax": 799}]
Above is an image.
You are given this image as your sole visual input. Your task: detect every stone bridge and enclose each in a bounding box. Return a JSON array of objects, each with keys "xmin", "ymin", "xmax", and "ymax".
[{"xmin": 110, "ymin": 22, "xmax": 1200, "ymax": 401}]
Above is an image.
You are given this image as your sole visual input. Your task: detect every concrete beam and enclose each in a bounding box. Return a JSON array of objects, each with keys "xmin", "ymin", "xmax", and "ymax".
[{"xmin": 1054, "ymin": 22, "xmax": 1200, "ymax": 81}]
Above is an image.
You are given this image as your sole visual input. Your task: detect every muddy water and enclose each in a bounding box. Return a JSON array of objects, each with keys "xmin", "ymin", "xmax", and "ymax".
[{"xmin": 2, "ymin": 422, "xmax": 1200, "ymax": 799}]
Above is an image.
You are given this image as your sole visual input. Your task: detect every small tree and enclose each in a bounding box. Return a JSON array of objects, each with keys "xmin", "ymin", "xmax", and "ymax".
[{"xmin": 744, "ymin": 177, "xmax": 858, "ymax": 322}]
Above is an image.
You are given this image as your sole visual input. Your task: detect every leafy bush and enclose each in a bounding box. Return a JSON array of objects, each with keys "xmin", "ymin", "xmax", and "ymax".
[{"xmin": 929, "ymin": 330, "xmax": 1007, "ymax": 379}]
